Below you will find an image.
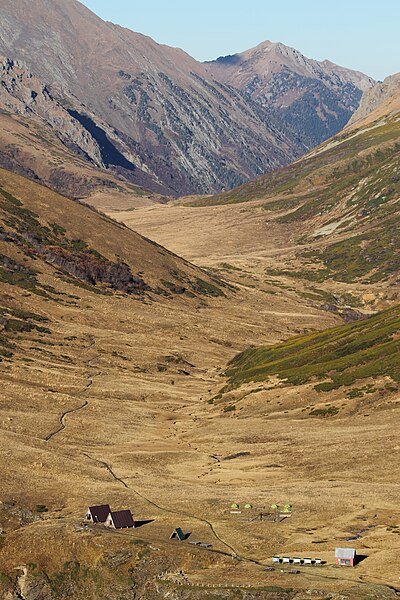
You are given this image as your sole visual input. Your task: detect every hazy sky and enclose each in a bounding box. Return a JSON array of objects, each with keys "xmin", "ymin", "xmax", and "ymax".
[{"xmin": 80, "ymin": 0, "xmax": 399, "ymax": 81}]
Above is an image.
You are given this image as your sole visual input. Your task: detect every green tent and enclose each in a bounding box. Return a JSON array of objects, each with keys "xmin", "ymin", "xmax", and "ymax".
[
  {"xmin": 282, "ymin": 504, "xmax": 292, "ymax": 513},
  {"xmin": 244, "ymin": 503, "xmax": 253, "ymax": 509},
  {"xmin": 170, "ymin": 527, "xmax": 186, "ymax": 541},
  {"xmin": 230, "ymin": 503, "xmax": 240, "ymax": 509},
  {"xmin": 271, "ymin": 503, "xmax": 279, "ymax": 510}
]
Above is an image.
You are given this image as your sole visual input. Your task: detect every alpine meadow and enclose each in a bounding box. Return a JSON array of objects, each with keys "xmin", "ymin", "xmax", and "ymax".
[{"xmin": 0, "ymin": 1, "xmax": 399, "ymax": 599}]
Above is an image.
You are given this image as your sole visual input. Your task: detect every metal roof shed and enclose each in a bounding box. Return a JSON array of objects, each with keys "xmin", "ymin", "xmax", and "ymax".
[{"xmin": 335, "ymin": 548, "xmax": 356, "ymax": 566}]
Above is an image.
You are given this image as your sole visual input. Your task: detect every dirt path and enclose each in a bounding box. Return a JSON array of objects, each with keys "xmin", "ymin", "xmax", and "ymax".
[
  {"xmin": 81, "ymin": 451, "xmax": 239, "ymax": 557},
  {"xmin": 76, "ymin": 451, "xmax": 400, "ymax": 597},
  {"xmin": 44, "ymin": 400, "xmax": 89, "ymax": 442},
  {"xmin": 44, "ymin": 335, "xmax": 98, "ymax": 442}
]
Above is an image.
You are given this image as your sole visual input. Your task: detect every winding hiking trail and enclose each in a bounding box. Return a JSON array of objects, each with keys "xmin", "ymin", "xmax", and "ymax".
[
  {"xmin": 38, "ymin": 335, "xmax": 400, "ymax": 595},
  {"xmin": 78, "ymin": 451, "xmax": 400, "ymax": 596},
  {"xmin": 42, "ymin": 329, "xmax": 239, "ymax": 555},
  {"xmin": 82, "ymin": 451, "xmax": 239, "ymax": 558},
  {"xmin": 44, "ymin": 335, "xmax": 98, "ymax": 442},
  {"xmin": 45, "ymin": 400, "xmax": 89, "ymax": 442},
  {"xmin": 42, "ymin": 331, "xmax": 239, "ymax": 556}
]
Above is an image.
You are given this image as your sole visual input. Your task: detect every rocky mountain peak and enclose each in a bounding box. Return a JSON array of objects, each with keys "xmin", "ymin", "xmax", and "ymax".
[{"xmin": 0, "ymin": 0, "xmax": 376, "ymax": 195}]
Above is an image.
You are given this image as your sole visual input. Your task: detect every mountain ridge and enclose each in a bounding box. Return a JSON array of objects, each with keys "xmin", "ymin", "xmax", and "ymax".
[
  {"xmin": 206, "ymin": 40, "xmax": 374, "ymax": 150},
  {"xmin": 0, "ymin": 56, "xmax": 171, "ymax": 196},
  {"xmin": 0, "ymin": 0, "xmax": 374, "ymax": 195}
]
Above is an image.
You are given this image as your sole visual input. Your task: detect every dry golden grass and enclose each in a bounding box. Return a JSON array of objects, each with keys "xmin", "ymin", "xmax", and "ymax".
[{"xmin": 0, "ymin": 168, "xmax": 399, "ymax": 598}]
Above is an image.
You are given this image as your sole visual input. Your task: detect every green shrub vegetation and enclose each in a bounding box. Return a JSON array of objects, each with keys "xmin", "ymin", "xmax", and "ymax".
[
  {"xmin": 0, "ymin": 187, "xmax": 149, "ymax": 295},
  {"xmin": 189, "ymin": 115, "xmax": 400, "ymax": 285},
  {"xmin": 225, "ymin": 304, "xmax": 400, "ymax": 391}
]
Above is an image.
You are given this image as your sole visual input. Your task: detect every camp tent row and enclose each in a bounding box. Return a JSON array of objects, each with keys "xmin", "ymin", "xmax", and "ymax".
[
  {"xmin": 85, "ymin": 504, "xmax": 135, "ymax": 529},
  {"xmin": 273, "ymin": 556, "xmax": 322, "ymax": 566},
  {"xmin": 271, "ymin": 503, "xmax": 292, "ymax": 513},
  {"xmin": 272, "ymin": 549, "xmax": 357, "ymax": 567}
]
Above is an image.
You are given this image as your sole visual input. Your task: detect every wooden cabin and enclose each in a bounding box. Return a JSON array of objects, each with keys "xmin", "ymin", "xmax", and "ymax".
[
  {"xmin": 85, "ymin": 504, "xmax": 111, "ymax": 523},
  {"xmin": 105, "ymin": 509, "xmax": 135, "ymax": 529}
]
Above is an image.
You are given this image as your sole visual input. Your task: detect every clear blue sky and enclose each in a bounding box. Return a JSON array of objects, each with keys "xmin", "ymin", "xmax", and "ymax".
[{"xmin": 80, "ymin": 0, "xmax": 399, "ymax": 81}]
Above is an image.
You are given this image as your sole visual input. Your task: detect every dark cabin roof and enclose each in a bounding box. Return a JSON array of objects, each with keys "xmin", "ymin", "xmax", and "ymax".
[
  {"xmin": 110, "ymin": 509, "xmax": 134, "ymax": 528},
  {"xmin": 88, "ymin": 504, "xmax": 111, "ymax": 523},
  {"xmin": 170, "ymin": 527, "xmax": 186, "ymax": 541},
  {"xmin": 335, "ymin": 548, "xmax": 356, "ymax": 559}
]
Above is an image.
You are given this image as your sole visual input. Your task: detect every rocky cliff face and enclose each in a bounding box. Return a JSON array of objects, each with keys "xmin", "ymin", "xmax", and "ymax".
[
  {"xmin": 0, "ymin": 0, "xmax": 374, "ymax": 195},
  {"xmin": 0, "ymin": 58, "xmax": 103, "ymax": 166},
  {"xmin": 349, "ymin": 72, "xmax": 400, "ymax": 124},
  {"xmin": 0, "ymin": 58, "xmax": 170, "ymax": 195},
  {"xmin": 206, "ymin": 41, "xmax": 374, "ymax": 149}
]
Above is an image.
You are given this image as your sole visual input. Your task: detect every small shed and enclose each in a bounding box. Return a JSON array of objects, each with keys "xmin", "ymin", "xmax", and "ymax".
[
  {"xmin": 85, "ymin": 504, "xmax": 111, "ymax": 523},
  {"xmin": 105, "ymin": 509, "xmax": 135, "ymax": 529},
  {"xmin": 170, "ymin": 527, "xmax": 186, "ymax": 541},
  {"xmin": 335, "ymin": 548, "xmax": 356, "ymax": 566},
  {"xmin": 304, "ymin": 557, "xmax": 313, "ymax": 565}
]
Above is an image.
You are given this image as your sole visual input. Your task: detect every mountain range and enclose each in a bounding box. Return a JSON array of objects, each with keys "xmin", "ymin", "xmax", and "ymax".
[
  {"xmin": 0, "ymin": 0, "xmax": 374, "ymax": 196},
  {"xmin": 0, "ymin": 74, "xmax": 399, "ymax": 599},
  {"xmin": 1, "ymin": 2, "xmax": 400, "ymax": 597}
]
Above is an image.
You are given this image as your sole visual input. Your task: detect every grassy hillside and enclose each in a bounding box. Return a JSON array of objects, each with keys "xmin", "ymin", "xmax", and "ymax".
[
  {"xmin": 225, "ymin": 304, "xmax": 400, "ymax": 391},
  {"xmin": 192, "ymin": 111, "xmax": 400, "ymax": 207},
  {"xmin": 1, "ymin": 152, "xmax": 400, "ymax": 596},
  {"xmin": 0, "ymin": 168, "xmax": 224, "ymax": 310},
  {"xmin": 187, "ymin": 102, "xmax": 400, "ymax": 286}
]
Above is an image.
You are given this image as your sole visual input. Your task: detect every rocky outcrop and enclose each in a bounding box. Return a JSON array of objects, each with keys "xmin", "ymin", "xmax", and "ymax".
[
  {"xmin": 0, "ymin": 58, "xmax": 170, "ymax": 196},
  {"xmin": 349, "ymin": 72, "xmax": 400, "ymax": 123},
  {"xmin": 0, "ymin": 58, "xmax": 103, "ymax": 167}
]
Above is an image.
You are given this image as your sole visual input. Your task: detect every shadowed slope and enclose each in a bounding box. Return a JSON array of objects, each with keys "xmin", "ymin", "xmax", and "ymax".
[{"xmin": 0, "ymin": 167, "xmax": 225, "ymax": 316}]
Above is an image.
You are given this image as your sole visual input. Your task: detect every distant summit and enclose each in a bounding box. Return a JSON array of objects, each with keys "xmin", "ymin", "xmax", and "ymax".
[
  {"xmin": 205, "ymin": 54, "xmax": 242, "ymax": 66},
  {"xmin": 206, "ymin": 40, "xmax": 374, "ymax": 149},
  {"xmin": 0, "ymin": 0, "xmax": 374, "ymax": 195}
]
